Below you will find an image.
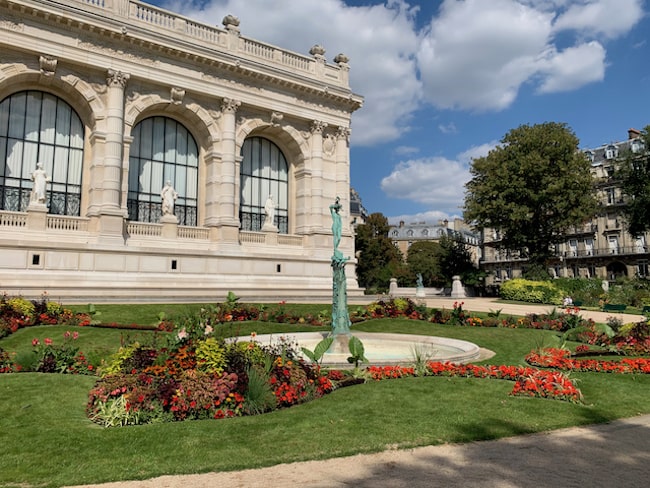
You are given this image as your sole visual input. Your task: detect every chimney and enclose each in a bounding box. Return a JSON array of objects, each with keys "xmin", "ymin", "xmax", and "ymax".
[
  {"xmin": 628, "ymin": 128, "xmax": 641, "ymax": 139},
  {"xmin": 399, "ymin": 220, "xmax": 404, "ymax": 228}
]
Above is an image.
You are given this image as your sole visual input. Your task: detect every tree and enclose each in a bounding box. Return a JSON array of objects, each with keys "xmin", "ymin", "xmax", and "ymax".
[
  {"xmin": 618, "ymin": 125, "xmax": 650, "ymax": 237},
  {"xmin": 406, "ymin": 241, "xmax": 443, "ymax": 286},
  {"xmin": 354, "ymin": 213, "xmax": 405, "ymax": 292},
  {"xmin": 437, "ymin": 235, "xmax": 483, "ymax": 286},
  {"xmin": 463, "ymin": 122, "xmax": 598, "ymax": 269}
]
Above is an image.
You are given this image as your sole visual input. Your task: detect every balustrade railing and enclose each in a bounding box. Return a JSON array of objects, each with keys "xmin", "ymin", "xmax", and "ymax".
[
  {"xmin": 126, "ymin": 221, "xmax": 162, "ymax": 237},
  {"xmin": 47, "ymin": 215, "xmax": 89, "ymax": 231},
  {"xmin": 0, "ymin": 211, "xmax": 27, "ymax": 228},
  {"xmin": 178, "ymin": 226, "xmax": 209, "ymax": 240},
  {"xmin": 51, "ymin": 0, "xmax": 346, "ymax": 86}
]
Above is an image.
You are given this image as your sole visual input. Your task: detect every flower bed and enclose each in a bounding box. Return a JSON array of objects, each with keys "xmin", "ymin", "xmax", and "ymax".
[
  {"xmin": 366, "ymin": 362, "xmax": 582, "ymax": 403},
  {"xmin": 526, "ymin": 348, "xmax": 650, "ymax": 374}
]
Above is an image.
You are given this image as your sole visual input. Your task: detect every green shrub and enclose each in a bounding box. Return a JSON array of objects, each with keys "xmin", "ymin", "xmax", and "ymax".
[{"xmin": 500, "ymin": 279, "xmax": 563, "ymax": 305}]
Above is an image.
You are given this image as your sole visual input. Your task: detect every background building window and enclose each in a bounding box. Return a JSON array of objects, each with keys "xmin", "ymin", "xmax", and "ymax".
[
  {"xmin": 0, "ymin": 91, "xmax": 84, "ymax": 214},
  {"xmin": 240, "ymin": 137, "xmax": 288, "ymax": 233},
  {"xmin": 127, "ymin": 117, "xmax": 198, "ymax": 226}
]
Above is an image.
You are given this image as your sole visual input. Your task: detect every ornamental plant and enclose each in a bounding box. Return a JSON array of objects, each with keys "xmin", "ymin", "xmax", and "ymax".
[
  {"xmin": 526, "ymin": 348, "xmax": 650, "ymax": 374},
  {"xmin": 86, "ymin": 333, "xmax": 332, "ymax": 426},
  {"xmin": 0, "ymin": 347, "xmax": 21, "ymax": 373},
  {"xmin": 31, "ymin": 331, "xmax": 94, "ymax": 374}
]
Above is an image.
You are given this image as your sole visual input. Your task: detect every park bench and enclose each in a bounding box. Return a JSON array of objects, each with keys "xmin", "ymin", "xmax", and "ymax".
[{"xmin": 602, "ymin": 304, "xmax": 627, "ymax": 313}]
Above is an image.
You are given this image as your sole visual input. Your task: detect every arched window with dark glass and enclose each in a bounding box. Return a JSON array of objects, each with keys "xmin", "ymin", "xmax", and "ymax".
[
  {"xmin": 128, "ymin": 116, "xmax": 198, "ymax": 226},
  {"xmin": 240, "ymin": 137, "xmax": 288, "ymax": 233},
  {"xmin": 0, "ymin": 91, "xmax": 84, "ymax": 214}
]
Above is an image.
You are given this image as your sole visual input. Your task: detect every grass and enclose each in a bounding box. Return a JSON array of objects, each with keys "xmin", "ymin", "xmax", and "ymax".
[{"xmin": 2, "ymin": 307, "xmax": 650, "ymax": 487}]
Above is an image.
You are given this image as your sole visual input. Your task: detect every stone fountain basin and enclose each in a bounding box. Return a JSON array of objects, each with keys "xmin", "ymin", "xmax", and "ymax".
[{"xmin": 241, "ymin": 331, "xmax": 481, "ymax": 368}]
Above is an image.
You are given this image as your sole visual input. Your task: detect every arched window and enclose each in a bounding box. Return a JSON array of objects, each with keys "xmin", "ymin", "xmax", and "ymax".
[
  {"xmin": 0, "ymin": 91, "xmax": 84, "ymax": 214},
  {"xmin": 128, "ymin": 116, "xmax": 198, "ymax": 225},
  {"xmin": 240, "ymin": 137, "xmax": 288, "ymax": 233}
]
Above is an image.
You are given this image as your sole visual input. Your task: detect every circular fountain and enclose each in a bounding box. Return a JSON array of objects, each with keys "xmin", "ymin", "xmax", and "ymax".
[{"xmin": 245, "ymin": 331, "xmax": 482, "ymax": 368}]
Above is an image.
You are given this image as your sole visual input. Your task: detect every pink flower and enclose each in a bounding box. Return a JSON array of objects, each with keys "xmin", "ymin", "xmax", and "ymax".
[
  {"xmin": 177, "ymin": 328, "xmax": 189, "ymax": 341},
  {"xmin": 73, "ymin": 331, "xmax": 79, "ymax": 340},
  {"xmin": 204, "ymin": 325, "xmax": 213, "ymax": 335},
  {"xmin": 64, "ymin": 331, "xmax": 71, "ymax": 339},
  {"xmin": 44, "ymin": 338, "xmax": 53, "ymax": 346},
  {"xmin": 32, "ymin": 338, "xmax": 39, "ymax": 346}
]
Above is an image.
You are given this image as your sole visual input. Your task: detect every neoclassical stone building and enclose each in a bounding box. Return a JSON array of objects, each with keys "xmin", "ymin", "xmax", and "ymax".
[{"xmin": 0, "ymin": 0, "xmax": 363, "ymax": 301}]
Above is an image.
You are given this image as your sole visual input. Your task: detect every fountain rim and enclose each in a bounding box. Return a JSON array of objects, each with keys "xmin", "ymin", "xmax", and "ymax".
[{"xmin": 235, "ymin": 331, "xmax": 482, "ymax": 368}]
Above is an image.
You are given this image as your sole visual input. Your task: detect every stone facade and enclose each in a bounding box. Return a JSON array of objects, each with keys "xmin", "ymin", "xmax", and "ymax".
[
  {"xmin": 481, "ymin": 128, "xmax": 650, "ymax": 285},
  {"xmin": 0, "ymin": 0, "xmax": 363, "ymax": 301},
  {"xmin": 389, "ymin": 219, "xmax": 481, "ymax": 265}
]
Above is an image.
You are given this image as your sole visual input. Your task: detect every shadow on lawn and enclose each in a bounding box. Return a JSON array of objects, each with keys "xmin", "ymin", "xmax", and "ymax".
[{"xmin": 332, "ymin": 413, "xmax": 650, "ymax": 488}]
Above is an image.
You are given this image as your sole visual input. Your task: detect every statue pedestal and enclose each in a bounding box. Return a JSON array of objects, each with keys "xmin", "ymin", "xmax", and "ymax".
[
  {"xmin": 26, "ymin": 203, "xmax": 48, "ymax": 231},
  {"xmin": 451, "ymin": 275, "xmax": 466, "ymax": 298},
  {"xmin": 161, "ymin": 216, "xmax": 178, "ymax": 238},
  {"xmin": 261, "ymin": 223, "xmax": 278, "ymax": 233},
  {"xmin": 416, "ymin": 287, "xmax": 426, "ymax": 298}
]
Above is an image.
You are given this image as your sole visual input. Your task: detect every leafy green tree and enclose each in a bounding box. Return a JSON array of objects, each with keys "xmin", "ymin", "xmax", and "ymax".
[
  {"xmin": 354, "ymin": 213, "xmax": 404, "ymax": 292},
  {"xmin": 463, "ymin": 122, "xmax": 598, "ymax": 269},
  {"xmin": 406, "ymin": 241, "xmax": 443, "ymax": 286},
  {"xmin": 437, "ymin": 235, "xmax": 483, "ymax": 285},
  {"xmin": 618, "ymin": 124, "xmax": 650, "ymax": 237}
]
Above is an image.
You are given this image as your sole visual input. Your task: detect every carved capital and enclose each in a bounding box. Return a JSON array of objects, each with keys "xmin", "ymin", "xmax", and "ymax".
[
  {"xmin": 336, "ymin": 126, "xmax": 351, "ymax": 141},
  {"xmin": 221, "ymin": 98, "xmax": 241, "ymax": 114},
  {"xmin": 170, "ymin": 87, "xmax": 185, "ymax": 105},
  {"xmin": 39, "ymin": 55, "xmax": 57, "ymax": 76},
  {"xmin": 106, "ymin": 69, "xmax": 129, "ymax": 88},
  {"xmin": 311, "ymin": 120, "xmax": 328, "ymax": 134}
]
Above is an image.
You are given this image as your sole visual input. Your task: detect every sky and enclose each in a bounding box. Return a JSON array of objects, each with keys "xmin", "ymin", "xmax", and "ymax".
[{"xmin": 151, "ymin": 0, "xmax": 650, "ymax": 225}]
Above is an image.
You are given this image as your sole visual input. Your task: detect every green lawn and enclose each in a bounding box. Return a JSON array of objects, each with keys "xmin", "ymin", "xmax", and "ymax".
[{"xmin": 2, "ymin": 313, "xmax": 650, "ymax": 487}]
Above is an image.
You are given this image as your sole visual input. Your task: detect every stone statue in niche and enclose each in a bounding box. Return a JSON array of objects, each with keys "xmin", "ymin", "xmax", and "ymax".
[
  {"xmin": 30, "ymin": 163, "xmax": 50, "ymax": 205},
  {"xmin": 262, "ymin": 194, "xmax": 278, "ymax": 232},
  {"xmin": 161, "ymin": 180, "xmax": 178, "ymax": 219}
]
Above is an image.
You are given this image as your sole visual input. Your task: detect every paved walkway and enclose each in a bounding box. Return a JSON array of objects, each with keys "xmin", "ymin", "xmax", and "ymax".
[
  {"xmin": 68, "ymin": 414, "xmax": 650, "ymax": 488},
  {"xmin": 348, "ymin": 295, "xmax": 646, "ymax": 324}
]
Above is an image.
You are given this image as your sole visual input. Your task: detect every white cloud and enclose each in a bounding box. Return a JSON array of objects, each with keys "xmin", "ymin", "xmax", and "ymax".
[
  {"xmin": 536, "ymin": 41, "xmax": 606, "ymax": 93},
  {"xmin": 387, "ymin": 210, "xmax": 461, "ymax": 226},
  {"xmin": 438, "ymin": 122, "xmax": 458, "ymax": 134},
  {"xmin": 159, "ymin": 0, "xmax": 644, "ymax": 146},
  {"xmin": 162, "ymin": 0, "xmax": 422, "ymax": 146},
  {"xmin": 417, "ymin": 0, "xmax": 554, "ymax": 111},
  {"xmin": 380, "ymin": 156, "xmax": 470, "ymax": 213},
  {"xmin": 553, "ymin": 0, "xmax": 644, "ymax": 39},
  {"xmin": 394, "ymin": 145, "xmax": 420, "ymax": 156},
  {"xmin": 457, "ymin": 141, "xmax": 499, "ymax": 164}
]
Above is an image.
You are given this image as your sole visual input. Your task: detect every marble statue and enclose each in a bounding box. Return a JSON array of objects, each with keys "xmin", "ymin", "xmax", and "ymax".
[
  {"xmin": 262, "ymin": 194, "xmax": 278, "ymax": 231},
  {"xmin": 31, "ymin": 163, "xmax": 49, "ymax": 204},
  {"xmin": 161, "ymin": 180, "xmax": 178, "ymax": 216}
]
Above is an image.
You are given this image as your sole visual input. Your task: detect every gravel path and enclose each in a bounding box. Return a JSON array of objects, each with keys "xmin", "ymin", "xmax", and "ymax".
[{"xmin": 67, "ymin": 414, "xmax": 650, "ymax": 488}]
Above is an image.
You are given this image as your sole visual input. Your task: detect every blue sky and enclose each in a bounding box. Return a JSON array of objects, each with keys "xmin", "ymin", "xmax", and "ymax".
[{"xmin": 152, "ymin": 0, "xmax": 649, "ymax": 224}]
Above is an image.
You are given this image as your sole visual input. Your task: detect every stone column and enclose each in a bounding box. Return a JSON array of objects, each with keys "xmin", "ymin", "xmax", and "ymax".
[
  {"xmin": 216, "ymin": 98, "xmax": 241, "ymax": 242},
  {"xmin": 97, "ymin": 69, "xmax": 129, "ymax": 239},
  {"xmin": 310, "ymin": 120, "xmax": 327, "ymax": 231},
  {"xmin": 294, "ymin": 132, "xmax": 312, "ymax": 235}
]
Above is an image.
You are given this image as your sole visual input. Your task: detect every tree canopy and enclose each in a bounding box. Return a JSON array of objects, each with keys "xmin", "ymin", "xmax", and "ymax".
[
  {"xmin": 618, "ymin": 124, "xmax": 650, "ymax": 237},
  {"xmin": 463, "ymin": 122, "xmax": 598, "ymax": 268},
  {"xmin": 354, "ymin": 213, "xmax": 404, "ymax": 292},
  {"xmin": 406, "ymin": 241, "xmax": 442, "ymax": 287}
]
